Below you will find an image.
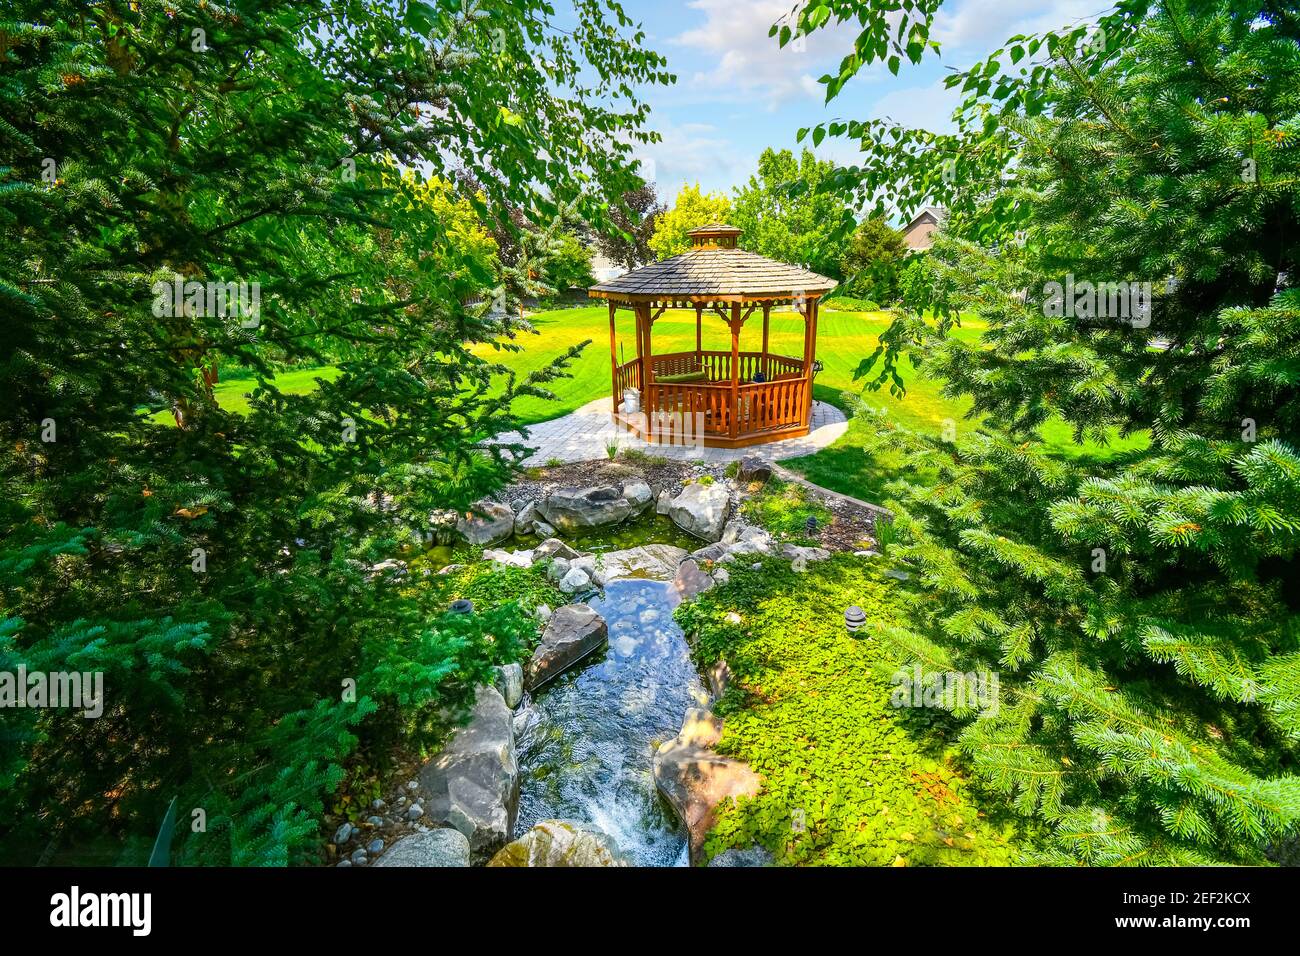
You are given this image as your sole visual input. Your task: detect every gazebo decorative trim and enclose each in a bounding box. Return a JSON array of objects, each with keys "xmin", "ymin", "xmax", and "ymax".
[{"xmin": 589, "ymin": 224, "xmax": 836, "ymax": 449}]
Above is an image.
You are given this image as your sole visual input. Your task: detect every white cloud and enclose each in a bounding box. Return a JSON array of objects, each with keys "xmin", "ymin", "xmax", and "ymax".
[
  {"xmin": 933, "ymin": 0, "xmax": 1101, "ymax": 57},
  {"xmin": 672, "ymin": 0, "xmax": 860, "ymax": 108},
  {"xmin": 867, "ymin": 77, "xmax": 963, "ymax": 133},
  {"xmin": 634, "ymin": 118, "xmax": 755, "ymax": 197}
]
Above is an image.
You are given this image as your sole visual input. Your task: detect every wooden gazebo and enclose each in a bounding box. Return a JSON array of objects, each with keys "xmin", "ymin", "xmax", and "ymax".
[{"xmin": 589, "ymin": 224, "xmax": 837, "ymax": 448}]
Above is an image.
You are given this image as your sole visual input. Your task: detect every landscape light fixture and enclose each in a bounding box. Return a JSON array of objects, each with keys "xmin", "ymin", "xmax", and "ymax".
[
  {"xmin": 844, "ymin": 605, "xmax": 867, "ymax": 635},
  {"xmin": 449, "ymin": 599, "xmax": 474, "ymax": 615}
]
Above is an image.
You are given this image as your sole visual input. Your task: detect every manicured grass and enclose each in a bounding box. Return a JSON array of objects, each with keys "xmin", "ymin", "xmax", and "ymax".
[
  {"xmin": 195, "ymin": 306, "xmax": 1146, "ymax": 503},
  {"xmin": 210, "ymin": 366, "xmax": 343, "ymax": 416},
  {"xmin": 475, "ymin": 303, "xmax": 980, "ymax": 430}
]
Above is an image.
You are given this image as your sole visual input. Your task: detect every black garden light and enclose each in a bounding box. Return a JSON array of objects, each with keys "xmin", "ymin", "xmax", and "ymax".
[
  {"xmin": 844, "ymin": 605, "xmax": 867, "ymax": 636},
  {"xmin": 449, "ymin": 599, "xmax": 474, "ymax": 615},
  {"xmin": 805, "ymin": 515, "xmax": 818, "ymax": 536}
]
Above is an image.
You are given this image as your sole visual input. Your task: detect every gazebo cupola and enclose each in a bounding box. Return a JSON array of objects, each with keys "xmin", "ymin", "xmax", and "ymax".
[{"xmin": 588, "ymin": 224, "xmax": 837, "ymax": 449}]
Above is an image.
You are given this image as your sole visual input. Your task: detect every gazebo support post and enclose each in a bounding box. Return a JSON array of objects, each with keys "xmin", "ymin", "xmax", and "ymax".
[
  {"xmin": 761, "ymin": 302, "xmax": 771, "ymax": 380},
  {"xmin": 640, "ymin": 302, "xmax": 655, "ymax": 442},
  {"xmin": 694, "ymin": 303, "xmax": 703, "ymax": 366},
  {"xmin": 608, "ymin": 300, "xmax": 620, "ymax": 414},
  {"xmin": 802, "ymin": 296, "xmax": 819, "ymax": 428},
  {"xmin": 729, "ymin": 302, "xmax": 741, "ymax": 440}
]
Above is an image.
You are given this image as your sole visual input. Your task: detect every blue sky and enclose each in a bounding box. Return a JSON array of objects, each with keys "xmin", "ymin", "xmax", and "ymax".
[{"xmin": 618, "ymin": 0, "xmax": 1104, "ymax": 199}]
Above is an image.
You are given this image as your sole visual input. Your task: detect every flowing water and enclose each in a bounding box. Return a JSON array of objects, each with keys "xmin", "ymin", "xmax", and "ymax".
[{"xmin": 514, "ymin": 576, "xmax": 709, "ymax": 867}]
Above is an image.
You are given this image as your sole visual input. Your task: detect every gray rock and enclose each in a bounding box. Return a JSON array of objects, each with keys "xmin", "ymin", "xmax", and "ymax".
[
  {"xmin": 533, "ymin": 520, "xmax": 557, "ymax": 538},
  {"xmin": 336, "ymin": 860, "xmax": 352, "ymax": 867},
  {"xmin": 671, "ymin": 559, "xmax": 715, "ymax": 601},
  {"xmin": 598, "ymin": 545, "xmax": 688, "ymax": 582},
  {"xmin": 559, "ymin": 566, "xmax": 592, "ymax": 593},
  {"xmin": 367, "ymin": 838, "xmax": 384, "ymax": 855},
  {"xmin": 736, "ymin": 456, "xmax": 773, "ymax": 485},
  {"xmin": 535, "ymin": 603, "xmax": 553, "ymax": 622},
  {"xmin": 487, "ymin": 820, "xmax": 629, "ymax": 867},
  {"xmin": 483, "ymin": 547, "xmax": 534, "ymax": 569},
  {"xmin": 655, "ymin": 487, "xmax": 675, "ymax": 515},
  {"xmin": 537, "ymin": 482, "xmax": 650, "ymax": 532},
  {"xmin": 514, "ymin": 501, "xmax": 538, "ymax": 535},
  {"xmin": 622, "ymin": 481, "xmax": 653, "ymax": 512},
  {"xmin": 689, "ymin": 542, "xmax": 731, "ymax": 564},
  {"xmin": 780, "ymin": 543, "xmax": 831, "ymax": 563},
  {"xmin": 455, "ymin": 501, "xmax": 515, "ymax": 547},
  {"xmin": 373, "ymin": 828, "xmax": 471, "ymax": 868},
  {"xmin": 371, "ymin": 798, "xmax": 386, "ymax": 811},
  {"xmin": 534, "ymin": 537, "xmax": 582, "ymax": 562},
  {"xmin": 366, "ymin": 815, "xmax": 383, "ymax": 826},
  {"xmin": 668, "ymin": 482, "xmax": 732, "ymax": 541},
  {"xmin": 367, "ymin": 558, "xmax": 407, "ymax": 579},
  {"xmin": 653, "ymin": 708, "xmax": 762, "ymax": 867},
  {"xmin": 496, "ymin": 663, "xmax": 524, "ymax": 709},
  {"xmin": 350, "ymin": 848, "xmax": 368, "ymax": 865},
  {"xmin": 712, "ymin": 567, "xmax": 730, "ymax": 586},
  {"xmin": 418, "ymin": 685, "xmax": 519, "ymax": 864},
  {"xmin": 721, "ymin": 519, "xmax": 775, "ymax": 556},
  {"xmin": 406, "ymin": 804, "xmax": 424, "ymax": 822},
  {"xmin": 333, "ymin": 822, "xmax": 354, "ymax": 845},
  {"xmin": 546, "ymin": 556, "xmax": 571, "ymax": 583},
  {"xmin": 526, "ymin": 604, "xmax": 609, "ymax": 691}
]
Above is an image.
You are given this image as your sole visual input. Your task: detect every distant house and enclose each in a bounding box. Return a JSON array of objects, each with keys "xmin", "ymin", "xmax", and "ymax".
[
  {"xmin": 590, "ymin": 250, "xmax": 627, "ymax": 284},
  {"xmin": 901, "ymin": 206, "xmax": 946, "ymax": 253}
]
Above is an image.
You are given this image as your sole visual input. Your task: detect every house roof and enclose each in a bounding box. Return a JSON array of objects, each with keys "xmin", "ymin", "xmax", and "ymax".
[
  {"xmin": 903, "ymin": 206, "xmax": 947, "ymax": 231},
  {"xmin": 589, "ymin": 225, "xmax": 836, "ymax": 301}
]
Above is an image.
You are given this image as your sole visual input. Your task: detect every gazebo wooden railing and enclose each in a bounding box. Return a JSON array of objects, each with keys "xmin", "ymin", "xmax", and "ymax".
[{"xmin": 590, "ymin": 224, "xmax": 837, "ymax": 449}]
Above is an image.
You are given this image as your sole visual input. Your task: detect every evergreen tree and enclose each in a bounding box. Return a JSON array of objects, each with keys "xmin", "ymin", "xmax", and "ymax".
[
  {"xmin": 810, "ymin": 0, "xmax": 1300, "ymax": 863},
  {"xmin": 840, "ymin": 217, "xmax": 908, "ymax": 303},
  {"xmin": 0, "ymin": 0, "xmax": 667, "ymax": 864}
]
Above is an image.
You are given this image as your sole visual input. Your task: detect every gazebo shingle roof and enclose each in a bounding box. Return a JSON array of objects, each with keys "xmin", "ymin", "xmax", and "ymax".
[
  {"xmin": 590, "ymin": 224, "xmax": 836, "ymax": 299},
  {"xmin": 590, "ymin": 247, "xmax": 837, "ymax": 298}
]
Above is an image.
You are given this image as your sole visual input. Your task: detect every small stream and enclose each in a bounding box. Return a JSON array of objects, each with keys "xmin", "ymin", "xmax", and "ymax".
[{"xmin": 513, "ymin": 576, "xmax": 709, "ymax": 867}]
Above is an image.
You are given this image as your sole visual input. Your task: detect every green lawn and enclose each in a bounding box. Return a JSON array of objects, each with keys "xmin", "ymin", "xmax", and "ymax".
[
  {"xmin": 209, "ymin": 366, "xmax": 344, "ymax": 415},
  {"xmin": 476, "ymin": 302, "xmax": 981, "ymax": 431},
  {"xmin": 197, "ymin": 304, "xmax": 1145, "ymax": 503}
]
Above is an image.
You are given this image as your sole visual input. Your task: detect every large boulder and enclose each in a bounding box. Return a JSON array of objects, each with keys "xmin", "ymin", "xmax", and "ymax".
[
  {"xmin": 599, "ymin": 544, "xmax": 688, "ymax": 582},
  {"xmin": 456, "ymin": 501, "xmax": 515, "ymax": 547},
  {"xmin": 418, "ymin": 685, "xmax": 519, "ymax": 863},
  {"xmin": 525, "ymin": 604, "xmax": 608, "ymax": 690},
  {"xmin": 668, "ymin": 481, "xmax": 732, "ymax": 542},
  {"xmin": 653, "ymin": 708, "xmax": 762, "ymax": 866},
  {"xmin": 486, "ymin": 820, "xmax": 629, "ymax": 867},
  {"xmin": 374, "ymin": 828, "xmax": 471, "ymax": 868},
  {"xmin": 537, "ymin": 482, "xmax": 652, "ymax": 533}
]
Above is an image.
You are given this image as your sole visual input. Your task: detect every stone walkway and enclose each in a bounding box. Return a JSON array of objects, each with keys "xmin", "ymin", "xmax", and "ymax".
[{"xmin": 491, "ymin": 397, "xmax": 848, "ymax": 466}]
